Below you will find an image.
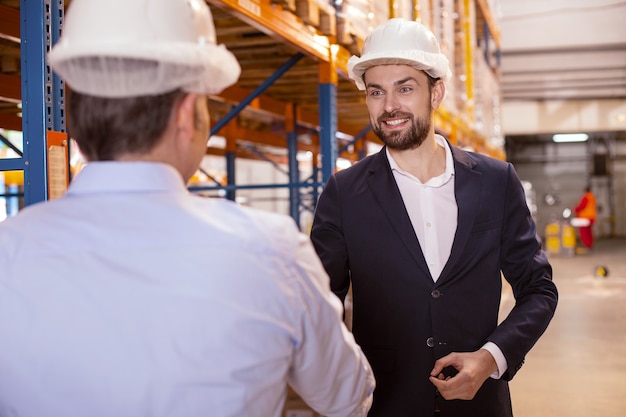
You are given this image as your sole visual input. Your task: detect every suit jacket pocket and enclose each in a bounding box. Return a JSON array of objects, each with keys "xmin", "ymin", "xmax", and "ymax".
[{"xmin": 471, "ymin": 218, "xmax": 501, "ymax": 234}]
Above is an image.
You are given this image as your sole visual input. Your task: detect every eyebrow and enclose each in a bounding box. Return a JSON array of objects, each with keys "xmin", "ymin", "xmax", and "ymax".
[{"xmin": 366, "ymin": 76, "xmax": 418, "ymax": 90}]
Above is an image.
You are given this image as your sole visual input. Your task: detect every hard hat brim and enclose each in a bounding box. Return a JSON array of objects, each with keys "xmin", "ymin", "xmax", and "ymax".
[
  {"xmin": 48, "ymin": 41, "xmax": 241, "ymax": 97},
  {"xmin": 348, "ymin": 52, "xmax": 451, "ymax": 91}
]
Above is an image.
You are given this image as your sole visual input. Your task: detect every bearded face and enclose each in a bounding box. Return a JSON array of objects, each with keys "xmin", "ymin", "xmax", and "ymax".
[
  {"xmin": 363, "ymin": 65, "xmax": 439, "ymax": 152},
  {"xmin": 372, "ymin": 105, "xmax": 433, "ymax": 151}
]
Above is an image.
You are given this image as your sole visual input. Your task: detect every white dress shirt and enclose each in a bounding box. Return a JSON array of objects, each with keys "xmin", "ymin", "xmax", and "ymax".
[
  {"xmin": 387, "ymin": 134, "xmax": 457, "ymax": 282},
  {"xmin": 0, "ymin": 161, "xmax": 374, "ymax": 417},
  {"xmin": 387, "ymin": 136, "xmax": 507, "ymax": 378}
]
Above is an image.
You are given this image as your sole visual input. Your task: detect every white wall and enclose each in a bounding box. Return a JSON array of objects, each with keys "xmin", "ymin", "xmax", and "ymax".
[
  {"xmin": 499, "ymin": 0, "xmax": 626, "ymax": 52},
  {"xmin": 502, "ymin": 99, "xmax": 626, "ymax": 135}
]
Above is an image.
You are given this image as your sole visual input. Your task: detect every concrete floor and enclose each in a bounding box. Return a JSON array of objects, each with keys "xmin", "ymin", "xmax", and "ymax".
[{"xmin": 501, "ymin": 237, "xmax": 626, "ymax": 416}]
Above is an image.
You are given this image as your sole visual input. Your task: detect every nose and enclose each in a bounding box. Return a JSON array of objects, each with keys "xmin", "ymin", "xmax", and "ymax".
[{"xmin": 383, "ymin": 92, "xmax": 400, "ymax": 114}]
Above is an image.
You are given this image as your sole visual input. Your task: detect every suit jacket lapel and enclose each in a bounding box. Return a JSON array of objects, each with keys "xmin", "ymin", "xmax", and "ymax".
[
  {"xmin": 438, "ymin": 145, "xmax": 481, "ymax": 283},
  {"xmin": 366, "ymin": 148, "xmax": 432, "ymax": 278}
]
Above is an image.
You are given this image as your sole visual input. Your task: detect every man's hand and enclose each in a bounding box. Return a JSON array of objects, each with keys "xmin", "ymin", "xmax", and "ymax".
[{"xmin": 429, "ymin": 349, "xmax": 498, "ymax": 400}]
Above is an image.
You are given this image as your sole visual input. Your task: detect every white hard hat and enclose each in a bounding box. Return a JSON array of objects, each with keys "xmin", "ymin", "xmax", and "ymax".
[
  {"xmin": 348, "ymin": 18, "xmax": 452, "ymax": 90},
  {"xmin": 48, "ymin": 0, "xmax": 241, "ymax": 97}
]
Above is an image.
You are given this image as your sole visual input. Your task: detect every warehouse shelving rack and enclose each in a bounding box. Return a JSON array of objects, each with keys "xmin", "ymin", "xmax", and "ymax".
[
  {"xmin": 0, "ymin": 0, "xmax": 504, "ymax": 227},
  {"xmin": 0, "ymin": 0, "xmax": 65, "ymax": 208}
]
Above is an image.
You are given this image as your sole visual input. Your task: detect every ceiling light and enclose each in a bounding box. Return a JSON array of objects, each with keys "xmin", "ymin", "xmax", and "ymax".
[{"xmin": 552, "ymin": 133, "xmax": 589, "ymax": 143}]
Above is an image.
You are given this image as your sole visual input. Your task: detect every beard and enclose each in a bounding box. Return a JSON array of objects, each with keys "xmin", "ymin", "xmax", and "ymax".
[{"xmin": 372, "ymin": 109, "xmax": 432, "ymax": 151}]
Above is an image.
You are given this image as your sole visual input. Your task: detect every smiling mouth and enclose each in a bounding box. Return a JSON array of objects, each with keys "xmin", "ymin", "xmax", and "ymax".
[{"xmin": 384, "ymin": 118, "xmax": 409, "ymax": 126}]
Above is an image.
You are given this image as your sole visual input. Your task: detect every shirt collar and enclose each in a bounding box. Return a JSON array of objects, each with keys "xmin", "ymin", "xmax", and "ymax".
[
  {"xmin": 386, "ymin": 134, "xmax": 455, "ymax": 187},
  {"xmin": 66, "ymin": 161, "xmax": 188, "ymax": 196}
]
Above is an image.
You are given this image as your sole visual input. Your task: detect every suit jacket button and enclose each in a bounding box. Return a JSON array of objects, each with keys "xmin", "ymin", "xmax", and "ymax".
[
  {"xmin": 426, "ymin": 337, "xmax": 435, "ymax": 348},
  {"xmin": 431, "ymin": 289, "xmax": 441, "ymax": 298}
]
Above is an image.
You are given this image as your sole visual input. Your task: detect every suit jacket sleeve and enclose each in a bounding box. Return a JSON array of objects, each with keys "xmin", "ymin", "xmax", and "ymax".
[
  {"xmin": 310, "ymin": 174, "xmax": 351, "ymax": 303},
  {"xmin": 490, "ymin": 162, "xmax": 558, "ymax": 380}
]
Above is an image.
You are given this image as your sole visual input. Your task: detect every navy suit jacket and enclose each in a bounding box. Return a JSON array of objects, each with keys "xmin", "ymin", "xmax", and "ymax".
[{"xmin": 311, "ymin": 144, "xmax": 558, "ymax": 417}]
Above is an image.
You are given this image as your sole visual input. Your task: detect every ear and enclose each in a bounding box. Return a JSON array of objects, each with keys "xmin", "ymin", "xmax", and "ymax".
[
  {"xmin": 174, "ymin": 93, "xmax": 198, "ymax": 142},
  {"xmin": 431, "ymin": 80, "xmax": 446, "ymax": 108}
]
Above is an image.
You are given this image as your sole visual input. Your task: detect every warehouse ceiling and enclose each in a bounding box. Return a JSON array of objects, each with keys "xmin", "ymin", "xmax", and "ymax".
[{"xmin": 498, "ymin": 0, "xmax": 626, "ymax": 102}]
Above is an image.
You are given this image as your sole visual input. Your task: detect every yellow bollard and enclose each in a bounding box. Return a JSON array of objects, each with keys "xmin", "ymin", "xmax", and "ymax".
[
  {"xmin": 545, "ymin": 222, "xmax": 561, "ymax": 255},
  {"xmin": 561, "ymin": 223, "xmax": 576, "ymax": 257}
]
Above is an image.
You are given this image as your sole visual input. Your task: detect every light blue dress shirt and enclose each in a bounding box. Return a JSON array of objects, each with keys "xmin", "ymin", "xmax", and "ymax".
[{"xmin": 0, "ymin": 161, "xmax": 374, "ymax": 417}]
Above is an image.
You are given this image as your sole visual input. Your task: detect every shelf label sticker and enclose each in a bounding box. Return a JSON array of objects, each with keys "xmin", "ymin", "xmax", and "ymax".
[
  {"xmin": 46, "ymin": 131, "xmax": 69, "ymax": 200},
  {"xmin": 48, "ymin": 144, "xmax": 68, "ymax": 200},
  {"xmin": 238, "ymin": 0, "xmax": 261, "ymax": 17}
]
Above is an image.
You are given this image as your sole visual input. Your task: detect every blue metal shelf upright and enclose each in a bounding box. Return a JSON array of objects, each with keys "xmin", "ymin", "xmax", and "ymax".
[{"xmin": 0, "ymin": 0, "xmax": 65, "ymax": 207}]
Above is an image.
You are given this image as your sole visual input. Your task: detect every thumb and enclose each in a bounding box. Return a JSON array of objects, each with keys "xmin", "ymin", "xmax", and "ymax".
[{"xmin": 430, "ymin": 353, "xmax": 454, "ymax": 377}]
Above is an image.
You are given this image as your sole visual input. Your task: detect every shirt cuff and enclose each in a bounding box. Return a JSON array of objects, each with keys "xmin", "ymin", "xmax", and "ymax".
[{"xmin": 481, "ymin": 342, "xmax": 508, "ymax": 379}]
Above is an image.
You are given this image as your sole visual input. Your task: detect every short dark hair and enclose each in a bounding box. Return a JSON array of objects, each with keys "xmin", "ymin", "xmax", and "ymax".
[
  {"xmin": 67, "ymin": 89, "xmax": 186, "ymax": 161},
  {"xmin": 424, "ymin": 72, "xmax": 440, "ymax": 91}
]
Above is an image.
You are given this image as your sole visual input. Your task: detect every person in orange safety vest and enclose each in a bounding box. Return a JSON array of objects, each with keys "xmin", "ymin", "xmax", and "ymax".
[{"xmin": 574, "ymin": 186, "xmax": 597, "ymax": 248}]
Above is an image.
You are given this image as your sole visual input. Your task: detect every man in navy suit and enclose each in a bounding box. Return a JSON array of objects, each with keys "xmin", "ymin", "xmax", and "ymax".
[{"xmin": 310, "ymin": 18, "xmax": 558, "ymax": 417}]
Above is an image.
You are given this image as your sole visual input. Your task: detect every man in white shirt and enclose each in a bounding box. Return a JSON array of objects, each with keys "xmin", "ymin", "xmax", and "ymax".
[
  {"xmin": 310, "ymin": 18, "xmax": 557, "ymax": 417},
  {"xmin": 0, "ymin": 1, "xmax": 374, "ymax": 416}
]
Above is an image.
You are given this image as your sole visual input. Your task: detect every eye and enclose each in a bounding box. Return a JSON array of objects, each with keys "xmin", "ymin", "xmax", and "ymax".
[
  {"xmin": 367, "ymin": 89, "xmax": 384, "ymax": 97},
  {"xmin": 399, "ymin": 86, "xmax": 413, "ymax": 93}
]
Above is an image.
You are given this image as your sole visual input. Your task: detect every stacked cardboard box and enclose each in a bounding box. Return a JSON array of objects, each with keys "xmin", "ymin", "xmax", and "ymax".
[
  {"xmin": 282, "ymin": 386, "xmax": 323, "ymax": 417},
  {"xmin": 336, "ymin": 0, "xmax": 389, "ymax": 53},
  {"xmin": 473, "ymin": 49, "xmax": 502, "ymax": 147},
  {"xmin": 433, "ymin": 0, "xmax": 458, "ymax": 114},
  {"xmin": 294, "ymin": 0, "xmax": 338, "ymax": 36}
]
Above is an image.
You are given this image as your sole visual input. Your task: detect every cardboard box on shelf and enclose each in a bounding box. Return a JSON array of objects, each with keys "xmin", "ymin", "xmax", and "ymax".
[
  {"xmin": 473, "ymin": 49, "xmax": 502, "ymax": 147},
  {"xmin": 336, "ymin": 0, "xmax": 389, "ymax": 52},
  {"xmin": 282, "ymin": 386, "xmax": 323, "ymax": 417},
  {"xmin": 294, "ymin": 0, "xmax": 337, "ymax": 36}
]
